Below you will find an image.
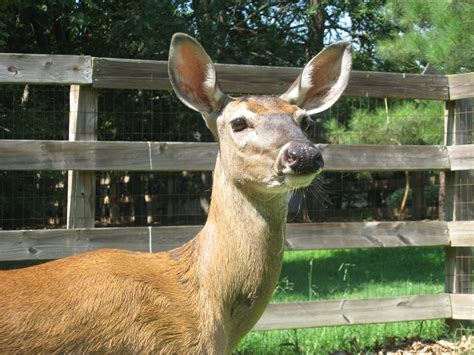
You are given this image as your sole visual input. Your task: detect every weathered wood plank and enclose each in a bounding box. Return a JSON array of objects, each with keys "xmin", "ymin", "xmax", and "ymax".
[
  {"xmin": 345, "ymin": 71, "xmax": 449, "ymax": 100},
  {"xmin": 92, "ymin": 57, "xmax": 449, "ymax": 99},
  {"xmin": 0, "ymin": 54, "xmax": 465, "ymax": 99},
  {"xmin": 448, "ymin": 145, "xmax": 474, "ymax": 170},
  {"xmin": 92, "ymin": 58, "xmax": 170, "ymax": 91},
  {"xmin": 0, "ymin": 140, "xmax": 152, "ymax": 170},
  {"xmin": 67, "ymin": 85, "xmax": 98, "ymax": 228},
  {"xmin": 0, "ymin": 141, "xmax": 456, "ymax": 172},
  {"xmin": 286, "ymin": 221, "xmax": 449, "ymax": 250},
  {"xmin": 448, "ymin": 221, "xmax": 474, "ymax": 247},
  {"xmin": 0, "ymin": 221, "xmax": 464, "ymax": 261},
  {"xmin": 450, "ymin": 294, "xmax": 474, "ymax": 320},
  {"xmin": 448, "ymin": 73, "xmax": 474, "ymax": 100},
  {"xmin": 0, "ymin": 226, "xmax": 202, "ymax": 261},
  {"xmin": 0, "ymin": 229, "xmax": 94, "ymax": 260},
  {"xmin": 0, "ymin": 140, "xmax": 218, "ymax": 171},
  {"xmin": 320, "ymin": 144, "xmax": 450, "ymax": 172},
  {"xmin": 254, "ymin": 294, "xmax": 452, "ymax": 330},
  {"xmin": 0, "ymin": 54, "xmax": 92, "ymax": 84},
  {"xmin": 149, "ymin": 142, "xmax": 217, "ymax": 171}
]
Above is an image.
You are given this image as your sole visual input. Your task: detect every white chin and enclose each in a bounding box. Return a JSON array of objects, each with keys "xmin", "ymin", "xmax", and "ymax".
[
  {"xmin": 284, "ymin": 173, "xmax": 318, "ymax": 189},
  {"xmin": 257, "ymin": 170, "xmax": 321, "ymax": 193},
  {"xmin": 262, "ymin": 172, "xmax": 319, "ymax": 193}
]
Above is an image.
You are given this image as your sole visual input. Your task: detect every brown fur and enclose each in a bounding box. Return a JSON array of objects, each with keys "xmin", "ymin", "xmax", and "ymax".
[
  {"xmin": 237, "ymin": 95, "xmax": 298, "ymax": 114},
  {"xmin": 0, "ymin": 246, "xmax": 201, "ymax": 353}
]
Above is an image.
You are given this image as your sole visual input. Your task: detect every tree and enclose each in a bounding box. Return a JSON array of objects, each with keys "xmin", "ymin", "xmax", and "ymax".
[
  {"xmin": 377, "ymin": 0, "xmax": 474, "ymax": 73},
  {"xmin": 324, "ymin": 100, "xmax": 444, "ymax": 219},
  {"xmin": 0, "ymin": 1, "xmax": 186, "ymax": 59},
  {"xmin": 324, "ymin": 101, "xmax": 443, "ymax": 146},
  {"xmin": 306, "ymin": 0, "xmax": 397, "ymax": 70}
]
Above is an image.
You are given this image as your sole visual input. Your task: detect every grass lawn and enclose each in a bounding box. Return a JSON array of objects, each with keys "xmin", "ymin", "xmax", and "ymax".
[{"xmin": 236, "ymin": 247, "xmax": 448, "ymax": 354}]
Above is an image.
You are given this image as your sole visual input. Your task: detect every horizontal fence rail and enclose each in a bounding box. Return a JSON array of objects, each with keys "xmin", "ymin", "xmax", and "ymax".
[
  {"xmin": 93, "ymin": 58, "xmax": 450, "ymax": 100},
  {"xmin": 1, "ymin": 53, "xmax": 471, "ymax": 100},
  {"xmin": 447, "ymin": 145, "xmax": 474, "ymax": 170},
  {"xmin": 0, "ymin": 54, "xmax": 92, "ymax": 84},
  {"xmin": 254, "ymin": 293, "xmax": 474, "ymax": 330},
  {"xmin": 1, "ymin": 140, "xmax": 472, "ymax": 172},
  {"xmin": 0, "ymin": 141, "xmax": 217, "ymax": 171},
  {"xmin": 0, "ymin": 221, "xmax": 472, "ymax": 261},
  {"xmin": 448, "ymin": 73, "xmax": 474, "ymax": 100}
]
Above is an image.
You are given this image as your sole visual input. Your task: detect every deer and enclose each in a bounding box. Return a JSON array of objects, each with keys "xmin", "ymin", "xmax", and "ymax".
[{"xmin": 0, "ymin": 33, "xmax": 351, "ymax": 354}]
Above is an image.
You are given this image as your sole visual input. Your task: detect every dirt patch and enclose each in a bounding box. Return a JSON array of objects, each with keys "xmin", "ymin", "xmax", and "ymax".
[
  {"xmin": 378, "ymin": 336, "xmax": 473, "ymax": 354},
  {"xmin": 330, "ymin": 336, "xmax": 473, "ymax": 354}
]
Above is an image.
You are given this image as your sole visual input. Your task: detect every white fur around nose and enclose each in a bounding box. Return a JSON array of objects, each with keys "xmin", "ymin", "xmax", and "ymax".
[{"xmin": 277, "ymin": 142, "xmax": 293, "ymax": 174}]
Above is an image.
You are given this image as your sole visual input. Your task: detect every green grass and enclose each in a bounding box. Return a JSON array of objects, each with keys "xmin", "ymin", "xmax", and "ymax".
[{"xmin": 236, "ymin": 247, "xmax": 447, "ymax": 354}]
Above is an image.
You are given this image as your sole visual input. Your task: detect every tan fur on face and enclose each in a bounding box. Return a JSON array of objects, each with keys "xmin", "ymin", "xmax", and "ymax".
[{"xmin": 235, "ymin": 96, "xmax": 298, "ymax": 115}]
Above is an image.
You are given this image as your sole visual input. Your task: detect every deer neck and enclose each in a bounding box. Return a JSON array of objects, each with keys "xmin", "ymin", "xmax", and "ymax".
[{"xmin": 194, "ymin": 154, "xmax": 290, "ymax": 343}]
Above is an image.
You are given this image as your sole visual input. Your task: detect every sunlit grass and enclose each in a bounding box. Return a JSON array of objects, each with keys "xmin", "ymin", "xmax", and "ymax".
[
  {"xmin": 236, "ymin": 247, "xmax": 447, "ymax": 354},
  {"xmin": 238, "ymin": 321, "xmax": 446, "ymax": 354}
]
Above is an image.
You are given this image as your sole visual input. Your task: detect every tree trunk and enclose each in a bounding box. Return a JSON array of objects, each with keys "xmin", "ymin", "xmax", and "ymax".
[
  {"xmin": 306, "ymin": 0, "xmax": 326, "ymax": 59},
  {"xmin": 412, "ymin": 172, "xmax": 425, "ymax": 220}
]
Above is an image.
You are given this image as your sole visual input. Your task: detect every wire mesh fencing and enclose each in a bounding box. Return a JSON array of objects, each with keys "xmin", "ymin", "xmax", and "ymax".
[{"xmin": 0, "ymin": 86, "xmax": 450, "ymax": 230}]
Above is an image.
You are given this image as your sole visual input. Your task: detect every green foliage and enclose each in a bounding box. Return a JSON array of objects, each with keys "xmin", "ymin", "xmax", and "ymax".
[
  {"xmin": 385, "ymin": 184, "xmax": 439, "ymax": 209},
  {"xmin": 378, "ymin": 0, "xmax": 474, "ymax": 73},
  {"xmin": 0, "ymin": 0, "xmax": 186, "ymax": 58},
  {"xmin": 324, "ymin": 100, "xmax": 444, "ymax": 146}
]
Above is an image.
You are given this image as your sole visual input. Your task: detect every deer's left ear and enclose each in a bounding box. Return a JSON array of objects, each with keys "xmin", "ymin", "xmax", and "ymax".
[{"xmin": 280, "ymin": 41, "xmax": 352, "ymax": 115}]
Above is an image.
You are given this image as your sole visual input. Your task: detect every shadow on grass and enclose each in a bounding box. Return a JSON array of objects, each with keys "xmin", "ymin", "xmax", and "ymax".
[{"xmin": 277, "ymin": 247, "xmax": 444, "ymax": 301}]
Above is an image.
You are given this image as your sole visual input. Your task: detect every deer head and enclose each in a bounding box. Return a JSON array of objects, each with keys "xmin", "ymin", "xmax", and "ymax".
[{"xmin": 168, "ymin": 33, "xmax": 351, "ymax": 195}]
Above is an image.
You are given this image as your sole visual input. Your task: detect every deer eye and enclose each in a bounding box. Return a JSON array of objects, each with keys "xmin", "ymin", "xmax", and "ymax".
[{"xmin": 230, "ymin": 117, "xmax": 248, "ymax": 132}]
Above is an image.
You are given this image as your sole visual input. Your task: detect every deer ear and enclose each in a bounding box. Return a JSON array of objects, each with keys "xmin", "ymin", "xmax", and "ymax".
[
  {"xmin": 280, "ymin": 41, "xmax": 352, "ymax": 115},
  {"xmin": 168, "ymin": 33, "xmax": 227, "ymax": 135}
]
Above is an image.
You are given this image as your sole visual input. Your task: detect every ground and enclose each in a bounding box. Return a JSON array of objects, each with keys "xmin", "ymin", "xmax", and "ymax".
[{"xmin": 330, "ymin": 336, "xmax": 473, "ymax": 354}]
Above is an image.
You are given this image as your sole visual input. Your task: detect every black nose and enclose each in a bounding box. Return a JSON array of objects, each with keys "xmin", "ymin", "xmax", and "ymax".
[{"xmin": 281, "ymin": 142, "xmax": 324, "ymax": 175}]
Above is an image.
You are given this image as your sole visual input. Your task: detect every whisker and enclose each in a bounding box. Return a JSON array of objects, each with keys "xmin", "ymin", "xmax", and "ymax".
[
  {"xmin": 301, "ymin": 189, "xmax": 312, "ymax": 222},
  {"xmin": 307, "ymin": 177, "xmax": 331, "ymax": 209}
]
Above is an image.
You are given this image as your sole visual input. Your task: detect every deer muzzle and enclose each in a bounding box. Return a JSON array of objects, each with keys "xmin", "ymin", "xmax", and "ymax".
[{"xmin": 278, "ymin": 142, "xmax": 324, "ymax": 175}]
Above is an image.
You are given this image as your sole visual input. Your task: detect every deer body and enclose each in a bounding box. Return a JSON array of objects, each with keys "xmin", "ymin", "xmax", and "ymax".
[
  {"xmin": 0, "ymin": 34, "xmax": 351, "ymax": 353},
  {"xmin": 0, "ymin": 157, "xmax": 288, "ymax": 353}
]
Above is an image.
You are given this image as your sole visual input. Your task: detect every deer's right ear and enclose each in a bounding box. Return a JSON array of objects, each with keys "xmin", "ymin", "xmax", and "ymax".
[{"xmin": 168, "ymin": 33, "xmax": 227, "ymax": 135}]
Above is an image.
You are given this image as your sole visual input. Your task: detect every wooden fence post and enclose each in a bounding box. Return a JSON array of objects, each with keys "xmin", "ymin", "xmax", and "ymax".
[
  {"xmin": 443, "ymin": 98, "xmax": 473, "ymax": 328},
  {"xmin": 67, "ymin": 85, "xmax": 98, "ymax": 229}
]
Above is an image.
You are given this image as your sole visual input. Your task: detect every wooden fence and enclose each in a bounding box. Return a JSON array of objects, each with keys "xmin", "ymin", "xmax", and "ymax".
[{"xmin": 0, "ymin": 53, "xmax": 473, "ymax": 330}]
